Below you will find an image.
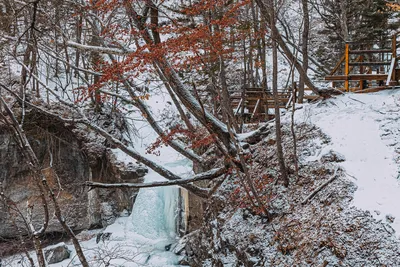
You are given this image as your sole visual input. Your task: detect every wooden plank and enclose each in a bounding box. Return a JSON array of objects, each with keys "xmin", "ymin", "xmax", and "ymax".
[
  {"xmin": 386, "ymin": 58, "xmax": 396, "ymax": 85},
  {"xmin": 245, "ymin": 88, "xmax": 288, "ymax": 93},
  {"xmin": 260, "ymin": 105, "xmax": 287, "ymax": 109},
  {"xmin": 234, "ymin": 98, "xmax": 242, "ymax": 115},
  {"xmin": 251, "ymin": 99, "xmax": 260, "ymax": 119},
  {"xmin": 248, "ymin": 104, "xmax": 287, "ymax": 108},
  {"xmin": 325, "ymin": 74, "xmax": 388, "ymax": 81},
  {"xmin": 329, "ymin": 54, "xmax": 345, "ymax": 75},
  {"xmin": 245, "ymin": 97, "xmax": 264, "ymax": 101},
  {"xmin": 349, "ymin": 49, "xmax": 392, "ymax": 54},
  {"xmin": 332, "ymin": 86, "xmax": 393, "ymax": 93},
  {"xmin": 265, "ymin": 94, "xmax": 291, "ymax": 98},
  {"xmin": 345, "ymin": 39, "xmax": 391, "ymax": 45},
  {"xmin": 245, "ymin": 90, "xmax": 265, "ymax": 95},
  {"xmin": 348, "ymin": 62, "xmax": 391, "ymax": 66},
  {"xmin": 265, "ymin": 99, "xmax": 290, "ymax": 103},
  {"xmin": 245, "ymin": 97, "xmax": 290, "ymax": 101},
  {"xmin": 286, "ymin": 93, "xmax": 294, "ymax": 109}
]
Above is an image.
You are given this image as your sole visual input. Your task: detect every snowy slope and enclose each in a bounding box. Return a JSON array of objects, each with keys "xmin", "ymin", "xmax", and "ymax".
[{"xmin": 287, "ymin": 89, "xmax": 400, "ymax": 235}]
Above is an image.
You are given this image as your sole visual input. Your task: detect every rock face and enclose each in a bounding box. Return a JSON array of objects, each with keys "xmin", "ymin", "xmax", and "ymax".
[
  {"xmin": 45, "ymin": 244, "xmax": 70, "ymax": 264},
  {"xmin": 0, "ymin": 108, "xmax": 147, "ymax": 239}
]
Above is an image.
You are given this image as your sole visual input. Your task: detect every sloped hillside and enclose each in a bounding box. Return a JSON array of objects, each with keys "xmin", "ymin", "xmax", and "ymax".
[{"xmin": 185, "ymin": 90, "xmax": 400, "ymax": 266}]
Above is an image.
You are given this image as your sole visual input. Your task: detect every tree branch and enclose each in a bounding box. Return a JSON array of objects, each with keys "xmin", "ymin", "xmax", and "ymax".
[
  {"xmin": 66, "ymin": 40, "xmax": 136, "ymax": 55},
  {"xmin": 302, "ymin": 167, "xmax": 339, "ymax": 204},
  {"xmin": 87, "ymin": 166, "xmax": 226, "ymax": 189},
  {"xmin": 0, "ymin": 82, "xmax": 212, "ymax": 198}
]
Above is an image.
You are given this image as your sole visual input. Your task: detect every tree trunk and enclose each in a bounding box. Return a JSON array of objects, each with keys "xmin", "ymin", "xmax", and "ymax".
[
  {"xmin": 255, "ymin": 0, "xmax": 320, "ymax": 96},
  {"xmin": 90, "ymin": 1, "xmax": 102, "ymax": 112},
  {"xmin": 298, "ymin": 0, "xmax": 310, "ymax": 103},
  {"xmin": 267, "ymin": 0, "xmax": 289, "ymax": 187},
  {"xmin": 123, "ymin": 0, "xmax": 235, "ymax": 153},
  {"xmin": 75, "ymin": 15, "xmax": 83, "ymax": 77},
  {"xmin": 218, "ymin": 58, "xmax": 239, "ymax": 133}
]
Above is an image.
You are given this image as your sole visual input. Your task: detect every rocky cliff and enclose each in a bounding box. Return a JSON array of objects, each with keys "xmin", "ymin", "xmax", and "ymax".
[{"xmin": 0, "ymin": 107, "xmax": 147, "ymax": 240}]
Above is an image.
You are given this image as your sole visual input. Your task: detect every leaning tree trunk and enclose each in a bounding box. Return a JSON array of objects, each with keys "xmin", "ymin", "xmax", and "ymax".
[{"xmin": 122, "ymin": 0, "xmax": 234, "ymax": 153}]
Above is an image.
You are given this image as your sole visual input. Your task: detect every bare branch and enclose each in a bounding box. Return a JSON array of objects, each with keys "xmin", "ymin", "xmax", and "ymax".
[
  {"xmin": 302, "ymin": 167, "xmax": 340, "ymax": 204},
  {"xmin": 86, "ymin": 166, "xmax": 226, "ymax": 189},
  {"xmin": 66, "ymin": 40, "xmax": 136, "ymax": 55},
  {"xmin": 0, "ymin": 83, "xmax": 212, "ymax": 198}
]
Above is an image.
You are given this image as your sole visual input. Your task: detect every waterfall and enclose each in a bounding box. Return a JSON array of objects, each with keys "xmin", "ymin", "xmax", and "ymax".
[
  {"xmin": 120, "ymin": 167, "xmax": 185, "ymax": 266},
  {"xmin": 102, "ymin": 154, "xmax": 191, "ymax": 266},
  {"xmin": 130, "ymin": 184, "xmax": 179, "ymax": 241}
]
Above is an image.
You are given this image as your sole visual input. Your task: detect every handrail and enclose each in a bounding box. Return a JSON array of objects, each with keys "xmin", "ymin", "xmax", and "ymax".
[
  {"xmin": 234, "ymin": 98, "xmax": 242, "ymax": 115},
  {"xmin": 251, "ymin": 99, "xmax": 260, "ymax": 119},
  {"xmin": 386, "ymin": 58, "xmax": 396, "ymax": 86},
  {"xmin": 349, "ymin": 49, "xmax": 392, "ymax": 54}
]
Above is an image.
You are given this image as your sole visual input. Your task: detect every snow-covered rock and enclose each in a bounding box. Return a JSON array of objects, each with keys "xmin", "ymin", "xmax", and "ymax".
[{"xmin": 44, "ymin": 244, "xmax": 70, "ymax": 264}]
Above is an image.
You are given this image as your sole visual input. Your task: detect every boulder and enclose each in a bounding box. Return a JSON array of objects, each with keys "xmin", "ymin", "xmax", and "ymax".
[
  {"xmin": 101, "ymin": 202, "xmax": 116, "ymax": 227},
  {"xmin": 45, "ymin": 244, "xmax": 70, "ymax": 264},
  {"xmin": 320, "ymin": 150, "xmax": 346, "ymax": 163}
]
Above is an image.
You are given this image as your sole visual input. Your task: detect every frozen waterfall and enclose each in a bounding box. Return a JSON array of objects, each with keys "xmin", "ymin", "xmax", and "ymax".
[
  {"xmin": 120, "ymin": 158, "xmax": 191, "ymax": 266},
  {"xmin": 130, "ymin": 184, "xmax": 179, "ymax": 241}
]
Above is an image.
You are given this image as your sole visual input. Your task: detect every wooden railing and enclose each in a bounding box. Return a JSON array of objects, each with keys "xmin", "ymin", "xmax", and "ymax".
[
  {"xmin": 325, "ymin": 33, "xmax": 400, "ymax": 91},
  {"xmin": 230, "ymin": 84, "xmax": 319, "ymax": 122}
]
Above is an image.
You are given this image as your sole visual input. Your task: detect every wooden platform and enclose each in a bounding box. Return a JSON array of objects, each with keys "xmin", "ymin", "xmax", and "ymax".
[
  {"xmin": 230, "ymin": 87, "xmax": 288, "ymax": 122},
  {"xmin": 230, "ymin": 86, "xmax": 318, "ymax": 122},
  {"xmin": 325, "ymin": 33, "xmax": 400, "ymax": 91},
  {"xmin": 325, "ymin": 74, "xmax": 388, "ymax": 81}
]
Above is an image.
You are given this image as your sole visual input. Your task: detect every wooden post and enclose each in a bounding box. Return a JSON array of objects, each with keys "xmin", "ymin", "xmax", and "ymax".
[
  {"xmin": 240, "ymin": 84, "xmax": 246, "ymax": 129},
  {"xmin": 392, "ymin": 34, "xmax": 397, "ymax": 82},
  {"xmin": 392, "ymin": 34, "xmax": 396, "ymax": 59},
  {"xmin": 293, "ymin": 82, "xmax": 297, "ymax": 104},
  {"xmin": 345, "ymin": 43, "xmax": 350, "ymax": 92},
  {"xmin": 262, "ymin": 85, "xmax": 268, "ymax": 121},
  {"xmin": 359, "ymin": 55, "xmax": 364, "ymax": 91}
]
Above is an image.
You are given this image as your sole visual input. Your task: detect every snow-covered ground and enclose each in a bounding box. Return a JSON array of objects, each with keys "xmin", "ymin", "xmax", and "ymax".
[{"xmin": 288, "ymin": 89, "xmax": 400, "ymax": 236}]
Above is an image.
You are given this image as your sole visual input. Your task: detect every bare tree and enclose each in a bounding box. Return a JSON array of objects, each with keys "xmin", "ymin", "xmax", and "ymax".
[
  {"xmin": 298, "ymin": 0, "xmax": 310, "ymax": 103},
  {"xmin": 255, "ymin": 0, "xmax": 321, "ymax": 95},
  {"xmin": 265, "ymin": 0, "xmax": 289, "ymax": 187}
]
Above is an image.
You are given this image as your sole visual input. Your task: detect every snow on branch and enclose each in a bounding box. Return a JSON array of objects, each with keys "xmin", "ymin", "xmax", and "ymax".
[
  {"xmin": 66, "ymin": 41, "xmax": 136, "ymax": 55},
  {"xmin": 86, "ymin": 166, "xmax": 227, "ymax": 189},
  {"xmin": 1, "ymin": 77, "xmax": 212, "ymax": 198}
]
